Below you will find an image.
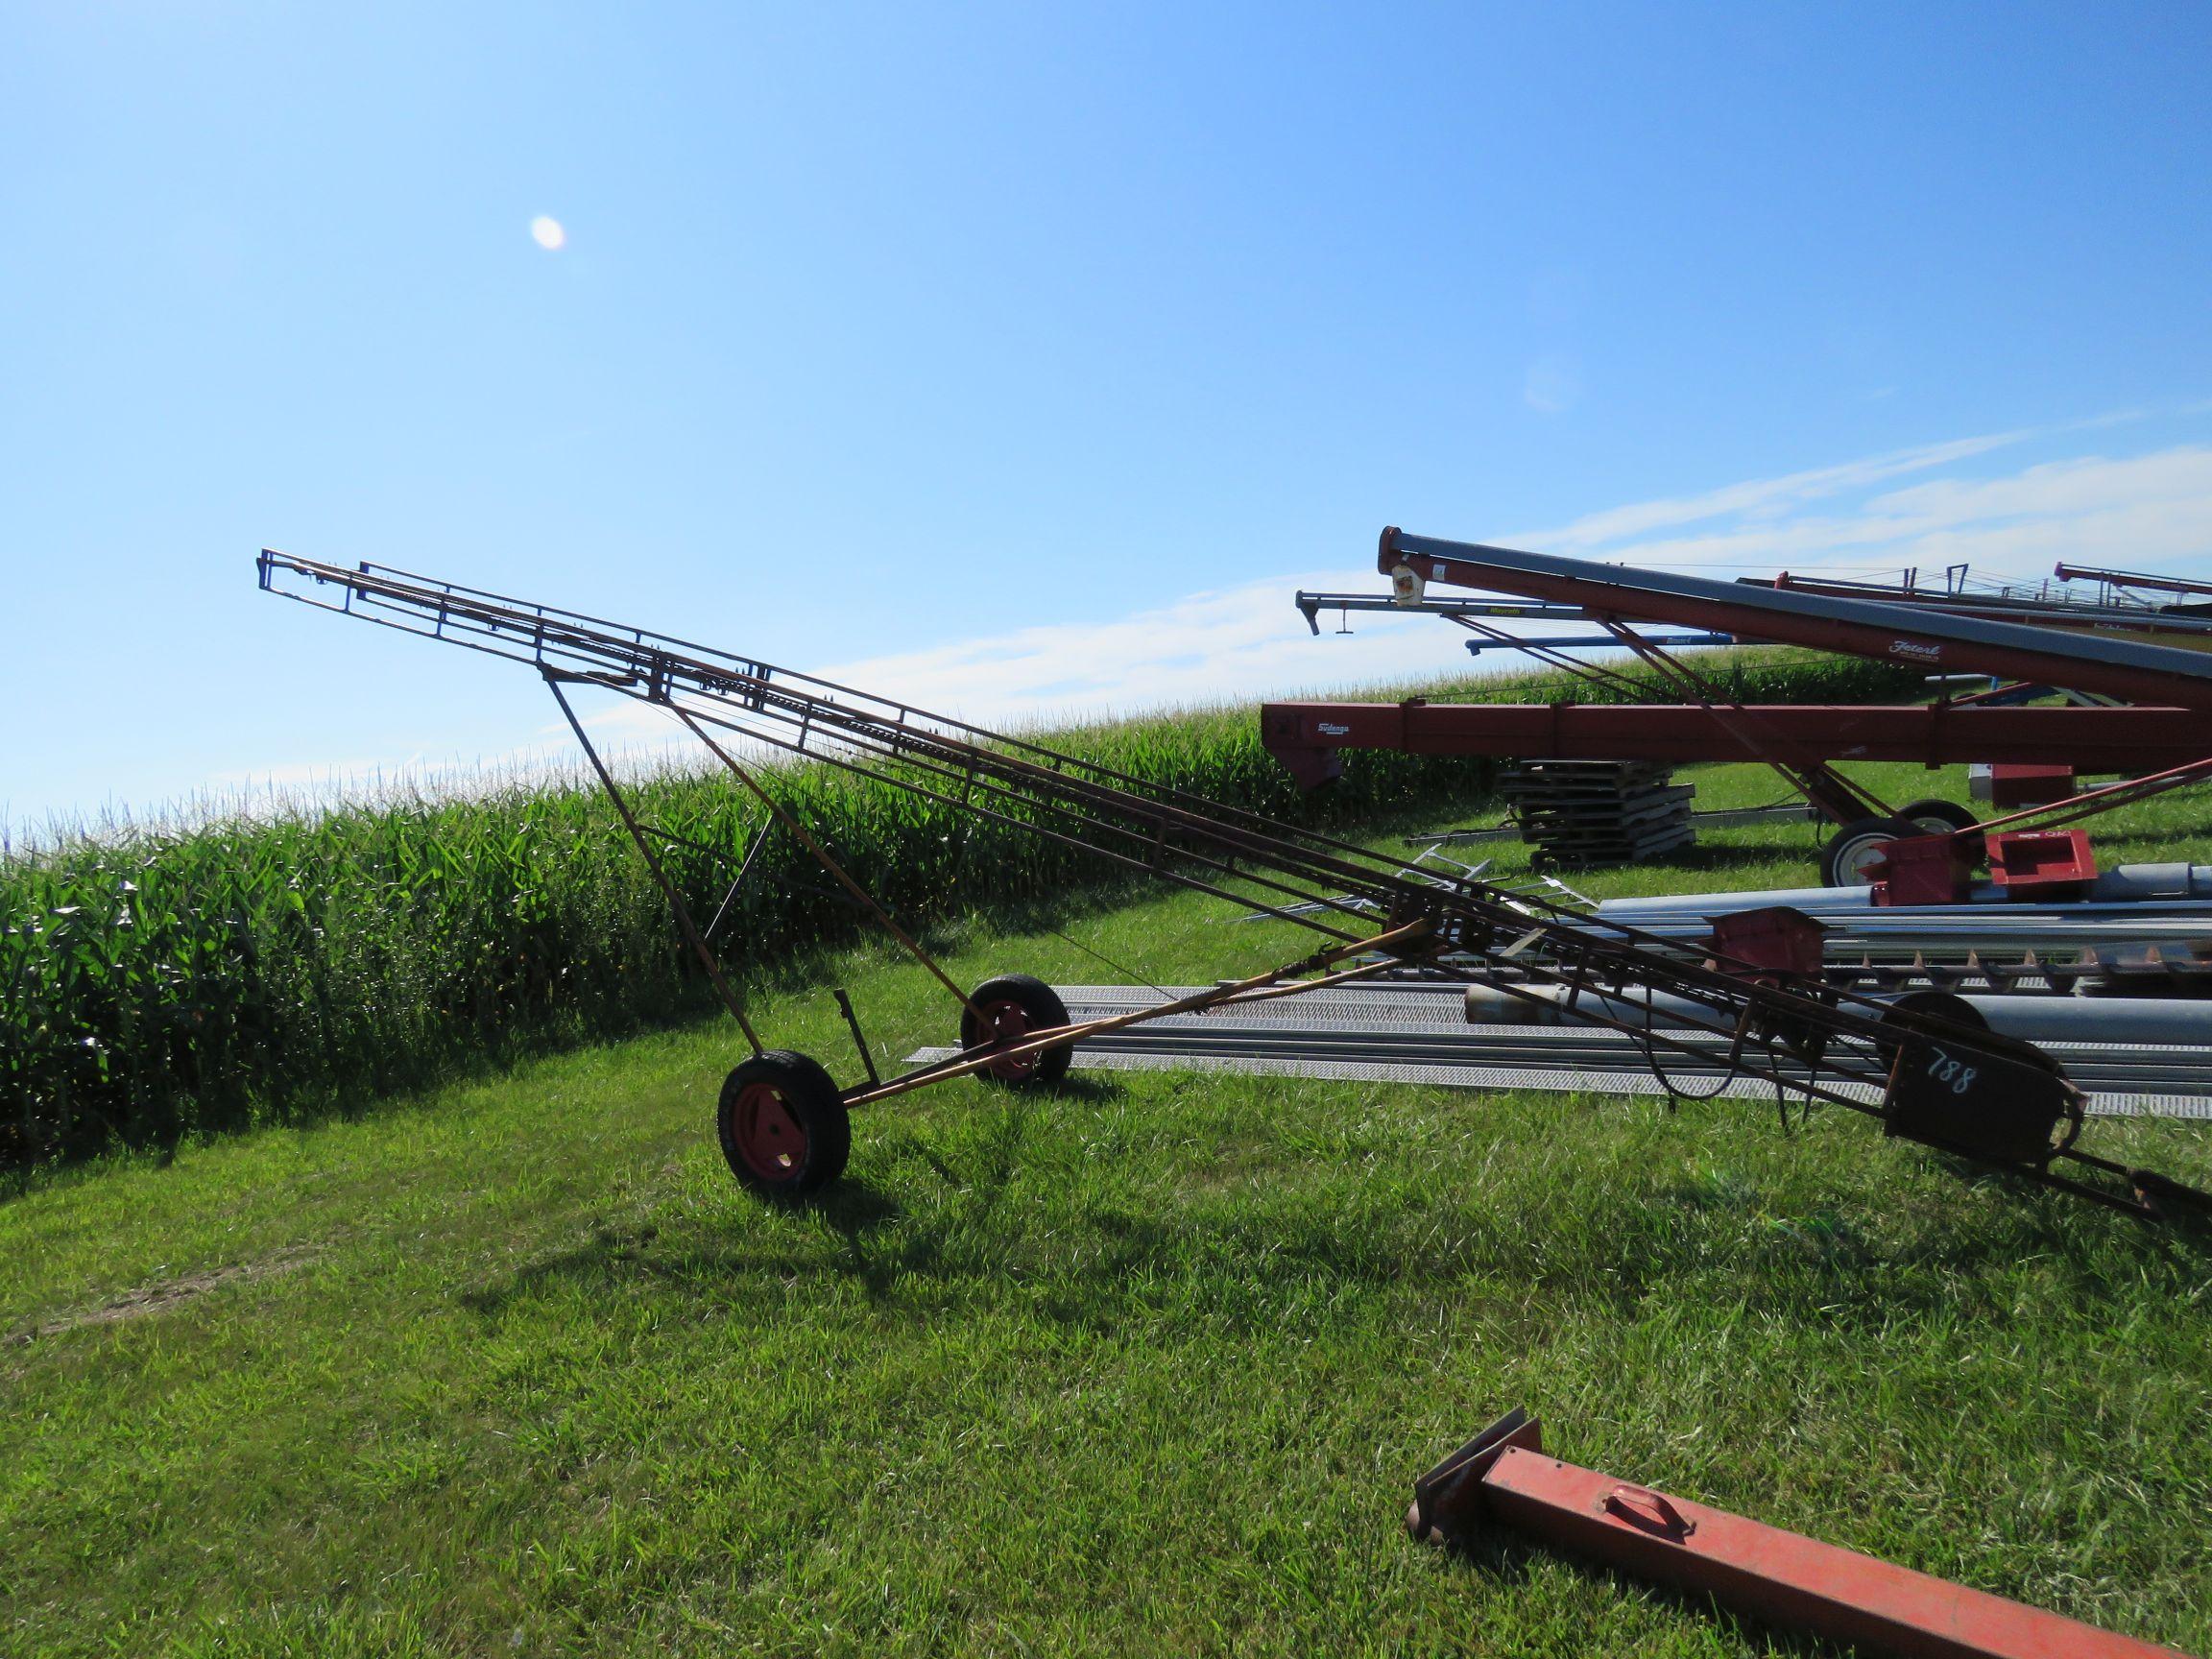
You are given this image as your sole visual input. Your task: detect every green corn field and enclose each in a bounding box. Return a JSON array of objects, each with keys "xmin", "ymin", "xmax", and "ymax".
[{"xmin": 0, "ymin": 651, "xmax": 1917, "ymax": 1168}]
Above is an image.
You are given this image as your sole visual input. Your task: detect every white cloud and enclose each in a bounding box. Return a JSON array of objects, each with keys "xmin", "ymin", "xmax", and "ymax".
[
  {"xmin": 808, "ymin": 571, "xmax": 1475, "ymax": 729},
  {"xmin": 1865, "ymin": 445, "xmax": 2212, "ymax": 524},
  {"xmin": 1581, "ymin": 445, "xmax": 2212, "ymax": 582},
  {"xmin": 1527, "ymin": 428, "xmax": 2033, "ymax": 550}
]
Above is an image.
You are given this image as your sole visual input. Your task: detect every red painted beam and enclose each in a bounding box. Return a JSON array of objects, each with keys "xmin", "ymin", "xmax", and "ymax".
[
  {"xmin": 1259, "ymin": 700, "xmax": 2205, "ymax": 787},
  {"xmin": 1484, "ymin": 1447, "xmax": 2187, "ymax": 1658},
  {"xmin": 1377, "ymin": 528, "xmax": 2212, "ymax": 710},
  {"xmin": 1411, "ymin": 1412, "xmax": 2192, "ymax": 1659}
]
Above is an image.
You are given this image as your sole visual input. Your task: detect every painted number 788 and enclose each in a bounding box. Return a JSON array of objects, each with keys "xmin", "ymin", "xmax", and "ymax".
[{"xmin": 1925, "ymin": 1046, "xmax": 1978, "ymax": 1095}]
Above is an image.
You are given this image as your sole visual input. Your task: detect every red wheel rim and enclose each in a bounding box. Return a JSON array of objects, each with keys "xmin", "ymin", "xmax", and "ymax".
[
  {"xmin": 975, "ymin": 998, "xmax": 1040, "ymax": 1080},
  {"xmin": 1838, "ymin": 834, "xmax": 1895, "ymax": 885},
  {"xmin": 733, "ymin": 1081, "xmax": 808, "ymax": 1181}
]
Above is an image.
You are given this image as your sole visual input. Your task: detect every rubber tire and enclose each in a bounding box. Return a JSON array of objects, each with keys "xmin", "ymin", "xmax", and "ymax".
[
  {"xmin": 960, "ymin": 974, "xmax": 1074, "ymax": 1089},
  {"xmin": 716, "ymin": 1049, "xmax": 851, "ymax": 1198},
  {"xmin": 1896, "ymin": 795, "xmax": 1986, "ymax": 867},
  {"xmin": 1818, "ymin": 815, "xmax": 1922, "ymax": 888},
  {"xmin": 1897, "ymin": 797, "xmax": 1979, "ymax": 835}
]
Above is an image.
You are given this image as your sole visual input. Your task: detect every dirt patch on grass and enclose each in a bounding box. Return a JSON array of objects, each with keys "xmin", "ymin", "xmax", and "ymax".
[{"xmin": 9, "ymin": 1244, "xmax": 321, "ymax": 1345}]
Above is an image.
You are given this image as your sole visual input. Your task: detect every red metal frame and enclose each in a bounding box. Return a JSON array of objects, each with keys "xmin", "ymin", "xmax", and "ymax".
[
  {"xmin": 1987, "ymin": 829, "xmax": 2098, "ymax": 896},
  {"xmin": 1981, "ymin": 762, "xmax": 2076, "ymax": 807},
  {"xmin": 1868, "ymin": 833, "xmax": 1975, "ymax": 906},
  {"xmin": 1260, "ymin": 700, "xmax": 2207, "ymax": 787},
  {"xmin": 1410, "ymin": 1409, "xmax": 2191, "ymax": 1658}
]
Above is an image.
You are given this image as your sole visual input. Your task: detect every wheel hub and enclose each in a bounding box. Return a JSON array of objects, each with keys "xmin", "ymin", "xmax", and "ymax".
[
  {"xmin": 1838, "ymin": 837, "xmax": 1893, "ymax": 884},
  {"xmin": 979, "ymin": 998, "xmax": 1038, "ymax": 1079},
  {"xmin": 733, "ymin": 1081, "xmax": 808, "ymax": 1178}
]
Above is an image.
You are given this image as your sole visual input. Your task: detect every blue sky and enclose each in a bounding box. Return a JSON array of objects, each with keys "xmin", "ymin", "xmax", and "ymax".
[{"xmin": 5, "ymin": 3, "xmax": 2210, "ymax": 831}]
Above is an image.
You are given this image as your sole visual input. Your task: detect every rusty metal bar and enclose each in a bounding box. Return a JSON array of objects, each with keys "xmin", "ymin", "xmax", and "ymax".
[
  {"xmin": 1409, "ymin": 1409, "xmax": 2190, "ymax": 1658},
  {"xmin": 1964, "ymin": 754, "xmax": 2212, "ymax": 839},
  {"xmin": 664, "ymin": 693, "xmax": 1382, "ymax": 938},
  {"xmin": 543, "ymin": 672, "xmax": 765, "ymax": 1055}
]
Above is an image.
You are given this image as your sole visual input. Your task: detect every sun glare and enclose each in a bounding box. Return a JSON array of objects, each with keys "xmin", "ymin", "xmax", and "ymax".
[{"xmin": 530, "ymin": 215, "xmax": 566, "ymax": 252}]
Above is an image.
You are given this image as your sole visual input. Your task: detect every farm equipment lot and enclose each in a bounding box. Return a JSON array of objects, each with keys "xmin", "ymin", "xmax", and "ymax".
[{"xmin": 5, "ymin": 761, "xmax": 2210, "ymax": 1657}]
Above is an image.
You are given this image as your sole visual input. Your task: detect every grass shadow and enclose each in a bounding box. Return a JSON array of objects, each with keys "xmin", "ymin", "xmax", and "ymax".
[
  {"xmin": 1042, "ymin": 1073, "xmax": 1127, "ymax": 1104},
  {"xmin": 456, "ymin": 1081, "xmax": 2207, "ymax": 1328},
  {"xmin": 459, "ymin": 1107, "xmax": 1035, "ymax": 1315},
  {"xmin": 459, "ymin": 1173, "xmax": 914, "ymax": 1316},
  {"xmin": 453, "ymin": 1150, "xmax": 2212, "ymax": 1329}
]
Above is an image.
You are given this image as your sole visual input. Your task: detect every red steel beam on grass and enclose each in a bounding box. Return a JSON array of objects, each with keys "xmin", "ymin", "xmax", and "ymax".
[
  {"xmin": 1259, "ymin": 700, "xmax": 2206, "ymax": 789},
  {"xmin": 1377, "ymin": 528, "xmax": 2212, "ymax": 710},
  {"xmin": 1410, "ymin": 1410, "xmax": 2192, "ymax": 1659}
]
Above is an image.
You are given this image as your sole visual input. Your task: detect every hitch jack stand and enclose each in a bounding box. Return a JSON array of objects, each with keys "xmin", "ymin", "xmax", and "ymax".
[{"xmin": 1408, "ymin": 1408, "xmax": 2192, "ymax": 1659}]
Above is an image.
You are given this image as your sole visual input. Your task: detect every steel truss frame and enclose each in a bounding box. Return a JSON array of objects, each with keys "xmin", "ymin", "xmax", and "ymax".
[{"xmin": 257, "ymin": 550, "xmax": 2210, "ymax": 1219}]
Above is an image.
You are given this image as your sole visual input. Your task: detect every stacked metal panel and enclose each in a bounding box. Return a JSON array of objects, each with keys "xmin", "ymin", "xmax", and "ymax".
[
  {"xmin": 905, "ymin": 982, "xmax": 2212, "ymax": 1118},
  {"xmin": 1500, "ymin": 759, "xmax": 1695, "ymax": 866}
]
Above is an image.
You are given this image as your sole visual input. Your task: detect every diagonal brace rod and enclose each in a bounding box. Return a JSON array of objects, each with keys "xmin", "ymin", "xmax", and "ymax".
[
  {"xmin": 544, "ymin": 672, "xmax": 764, "ymax": 1053},
  {"xmin": 672, "ymin": 705, "xmax": 985, "ymax": 1021}
]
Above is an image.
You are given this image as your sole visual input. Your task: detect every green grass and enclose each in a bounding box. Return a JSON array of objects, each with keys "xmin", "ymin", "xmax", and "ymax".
[{"xmin": 4, "ymin": 767, "xmax": 2209, "ymax": 1656}]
